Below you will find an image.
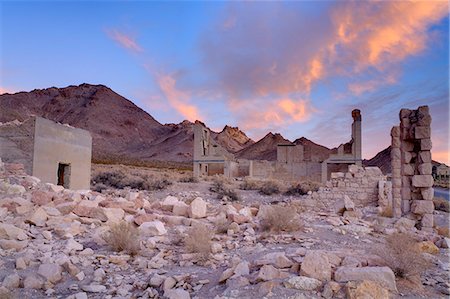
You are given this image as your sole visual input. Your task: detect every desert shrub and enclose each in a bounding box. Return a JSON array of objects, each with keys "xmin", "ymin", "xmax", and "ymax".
[
  {"xmin": 259, "ymin": 205, "xmax": 301, "ymax": 232},
  {"xmin": 259, "ymin": 180, "xmax": 281, "ymax": 195},
  {"xmin": 179, "ymin": 176, "xmax": 199, "ymax": 183},
  {"xmin": 377, "ymin": 232, "xmax": 431, "ymax": 281},
  {"xmin": 215, "ymin": 217, "xmax": 231, "ymax": 234},
  {"xmin": 103, "ymin": 221, "xmax": 140, "ymax": 255},
  {"xmin": 92, "ymin": 170, "xmax": 172, "ymax": 191},
  {"xmin": 210, "ymin": 178, "xmax": 240, "ymax": 201},
  {"xmin": 379, "ymin": 206, "xmax": 394, "ymax": 218},
  {"xmin": 433, "ymin": 197, "xmax": 449, "ymax": 212},
  {"xmin": 285, "ymin": 181, "xmax": 321, "ymax": 196},
  {"xmin": 184, "ymin": 224, "xmax": 212, "ymax": 260},
  {"xmin": 240, "ymin": 178, "xmax": 262, "ymax": 190}
]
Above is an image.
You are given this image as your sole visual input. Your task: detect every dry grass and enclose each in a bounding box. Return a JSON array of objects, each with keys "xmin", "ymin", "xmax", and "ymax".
[
  {"xmin": 376, "ymin": 232, "xmax": 431, "ymax": 282},
  {"xmin": 379, "ymin": 206, "xmax": 394, "ymax": 218},
  {"xmin": 209, "ymin": 177, "xmax": 240, "ymax": 201},
  {"xmin": 284, "ymin": 181, "xmax": 321, "ymax": 196},
  {"xmin": 178, "ymin": 176, "xmax": 199, "ymax": 183},
  {"xmin": 239, "ymin": 178, "xmax": 263, "ymax": 190},
  {"xmin": 259, "ymin": 205, "xmax": 302, "ymax": 232},
  {"xmin": 103, "ymin": 221, "xmax": 140, "ymax": 255},
  {"xmin": 258, "ymin": 180, "xmax": 281, "ymax": 195},
  {"xmin": 184, "ymin": 224, "xmax": 212, "ymax": 260},
  {"xmin": 433, "ymin": 197, "xmax": 449, "ymax": 212},
  {"xmin": 215, "ymin": 217, "xmax": 231, "ymax": 234},
  {"xmin": 91, "ymin": 169, "xmax": 172, "ymax": 191}
]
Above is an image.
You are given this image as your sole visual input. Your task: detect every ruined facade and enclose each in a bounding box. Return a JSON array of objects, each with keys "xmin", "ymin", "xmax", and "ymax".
[
  {"xmin": 0, "ymin": 117, "xmax": 92, "ymax": 190},
  {"xmin": 193, "ymin": 110, "xmax": 362, "ymax": 182},
  {"xmin": 390, "ymin": 106, "xmax": 434, "ymax": 229},
  {"xmin": 321, "ymin": 109, "xmax": 362, "ymax": 182}
]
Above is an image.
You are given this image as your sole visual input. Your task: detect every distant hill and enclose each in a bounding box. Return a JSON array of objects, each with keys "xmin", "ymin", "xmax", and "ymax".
[{"xmin": 236, "ymin": 132, "xmax": 292, "ymax": 161}]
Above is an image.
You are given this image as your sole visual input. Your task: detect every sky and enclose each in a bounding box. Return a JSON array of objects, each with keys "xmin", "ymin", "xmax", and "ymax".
[{"xmin": 1, "ymin": 0, "xmax": 449, "ymax": 163}]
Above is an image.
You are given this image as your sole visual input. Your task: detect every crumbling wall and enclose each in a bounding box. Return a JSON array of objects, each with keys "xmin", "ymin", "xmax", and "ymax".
[
  {"xmin": 390, "ymin": 106, "xmax": 434, "ymax": 229},
  {"xmin": 0, "ymin": 119, "xmax": 35, "ymax": 174},
  {"xmin": 302, "ymin": 165, "xmax": 385, "ymax": 212}
]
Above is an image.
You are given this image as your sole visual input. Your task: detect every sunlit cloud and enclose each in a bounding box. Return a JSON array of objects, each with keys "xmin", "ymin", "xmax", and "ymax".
[
  {"xmin": 0, "ymin": 87, "xmax": 16, "ymax": 95},
  {"xmin": 432, "ymin": 151, "xmax": 450, "ymax": 166},
  {"xmin": 107, "ymin": 29, "xmax": 143, "ymax": 53},
  {"xmin": 156, "ymin": 74, "xmax": 202, "ymax": 122}
]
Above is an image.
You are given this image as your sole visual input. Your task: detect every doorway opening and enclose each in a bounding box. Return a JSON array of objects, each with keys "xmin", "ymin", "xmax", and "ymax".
[{"xmin": 57, "ymin": 163, "xmax": 71, "ymax": 188}]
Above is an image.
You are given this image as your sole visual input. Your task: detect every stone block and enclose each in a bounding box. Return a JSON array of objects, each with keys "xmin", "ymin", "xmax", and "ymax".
[
  {"xmin": 401, "ymin": 141, "xmax": 414, "ymax": 152},
  {"xmin": 392, "ymin": 168, "xmax": 401, "ymax": 177},
  {"xmin": 414, "ymin": 126, "xmax": 430, "ymax": 139},
  {"xmin": 419, "ymin": 151, "xmax": 431, "ymax": 163},
  {"xmin": 421, "ymin": 187, "xmax": 434, "ymax": 200},
  {"xmin": 401, "ymin": 200, "xmax": 410, "ymax": 213},
  {"xmin": 334, "ymin": 267, "xmax": 397, "ymax": 291},
  {"xmin": 391, "ymin": 160, "xmax": 401, "ymax": 170},
  {"xmin": 391, "ymin": 148, "xmax": 401, "ymax": 160},
  {"xmin": 392, "ymin": 178, "xmax": 401, "ymax": 188},
  {"xmin": 391, "ymin": 137, "xmax": 401, "ymax": 148},
  {"xmin": 403, "ymin": 164, "xmax": 414, "ymax": 176},
  {"xmin": 403, "ymin": 152, "xmax": 413, "ymax": 164},
  {"xmin": 411, "ymin": 191, "xmax": 422, "ymax": 200},
  {"xmin": 390, "ymin": 126, "xmax": 401, "ymax": 137},
  {"xmin": 401, "ymin": 127, "xmax": 413, "ymax": 140},
  {"xmin": 400, "ymin": 109, "xmax": 412, "ymax": 119},
  {"xmin": 412, "ymin": 175, "xmax": 433, "ymax": 188},
  {"xmin": 401, "ymin": 176, "xmax": 411, "ymax": 187},
  {"xmin": 411, "ymin": 200, "xmax": 434, "ymax": 215},
  {"xmin": 418, "ymin": 163, "xmax": 432, "ymax": 175},
  {"xmin": 401, "ymin": 188, "xmax": 411, "ymax": 200},
  {"xmin": 421, "ymin": 214, "xmax": 433, "ymax": 228},
  {"xmin": 420, "ymin": 139, "xmax": 432, "ymax": 151}
]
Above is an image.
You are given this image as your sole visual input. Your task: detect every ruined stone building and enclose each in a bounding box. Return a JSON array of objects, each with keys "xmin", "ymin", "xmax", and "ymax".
[
  {"xmin": 0, "ymin": 117, "xmax": 92, "ymax": 190},
  {"xmin": 193, "ymin": 109, "xmax": 362, "ymax": 182}
]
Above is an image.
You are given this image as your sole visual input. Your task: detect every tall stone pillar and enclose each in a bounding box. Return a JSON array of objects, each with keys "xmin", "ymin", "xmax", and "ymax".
[
  {"xmin": 351, "ymin": 109, "xmax": 362, "ymax": 166},
  {"xmin": 390, "ymin": 106, "xmax": 434, "ymax": 229}
]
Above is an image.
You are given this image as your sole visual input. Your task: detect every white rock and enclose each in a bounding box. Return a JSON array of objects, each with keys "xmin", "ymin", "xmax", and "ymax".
[
  {"xmin": 164, "ymin": 288, "xmax": 191, "ymax": 299},
  {"xmin": 2, "ymin": 273, "xmax": 20, "ymax": 289},
  {"xmin": 38, "ymin": 263, "xmax": 63, "ymax": 283},
  {"xmin": 81, "ymin": 284, "xmax": 107, "ymax": 293},
  {"xmin": 334, "ymin": 266, "xmax": 397, "ymax": 291},
  {"xmin": 233, "ymin": 261, "xmax": 250, "ymax": 276},
  {"xmin": 188, "ymin": 197, "xmax": 207, "ymax": 219},
  {"xmin": 66, "ymin": 239, "xmax": 84, "ymax": 251},
  {"xmin": 103, "ymin": 208, "xmax": 125, "ymax": 223},
  {"xmin": 284, "ymin": 276, "xmax": 322, "ymax": 291},
  {"xmin": 256, "ymin": 252, "xmax": 293, "ymax": 268},
  {"xmin": 0, "ymin": 223, "xmax": 27, "ymax": 240},
  {"xmin": 74, "ymin": 292, "xmax": 88, "ymax": 299},
  {"xmin": 23, "ymin": 274, "xmax": 44, "ymax": 289},
  {"xmin": 162, "ymin": 196, "xmax": 180, "ymax": 211},
  {"xmin": 139, "ymin": 220, "xmax": 167, "ymax": 236},
  {"xmin": 300, "ymin": 251, "xmax": 332, "ymax": 281},
  {"xmin": 27, "ymin": 207, "xmax": 48, "ymax": 227},
  {"xmin": 172, "ymin": 201, "xmax": 189, "ymax": 217}
]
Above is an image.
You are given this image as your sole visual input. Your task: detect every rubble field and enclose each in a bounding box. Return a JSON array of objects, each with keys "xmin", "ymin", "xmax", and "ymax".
[{"xmin": 0, "ymin": 162, "xmax": 449, "ymax": 299}]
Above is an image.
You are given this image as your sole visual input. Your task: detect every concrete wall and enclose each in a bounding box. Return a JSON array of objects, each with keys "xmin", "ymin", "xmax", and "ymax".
[
  {"xmin": 32, "ymin": 117, "xmax": 92, "ymax": 190},
  {"xmin": 0, "ymin": 119, "xmax": 35, "ymax": 174},
  {"xmin": 249, "ymin": 160, "xmax": 322, "ymax": 182}
]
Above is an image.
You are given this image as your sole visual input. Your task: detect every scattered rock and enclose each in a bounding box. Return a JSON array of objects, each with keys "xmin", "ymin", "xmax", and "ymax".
[
  {"xmin": 38, "ymin": 263, "xmax": 63, "ymax": 284},
  {"xmin": 2, "ymin": 273, "xmax": 20, "ymax": 289},
  {"xmin": 139, "ymin": 220, "xmax": 167, "ymax": 236},
  {"xmin": 334, "ymin": 266, "xmax": 397, "ymax": 291},
  {"xmin": 164, "ymin": 288, "xmax": 191, "ymax": 299},
  {"xmin": 300, "ymin": 251, "xmax": 332, "ymax": 281},
  {"xmin": 23, "ymin": 274, "xmax": 45, "ymax": 289},
  {"xmin": 256, "ymin": 252, "xmax": 293, "ymax": 268},
  {"xmin": 417, "ymin": 241, "xmax": 439, "ymax": 255},
  {"xmin": 188, "ymin": 197, "xmax": 207, "ymax": 219},
  {"xmin": 346, "ymin": 280, "xmax": 389, "ymax": 299},
  {"xmin": 283, "ymin": 276, "xmax": 322, "ymax": 291}
]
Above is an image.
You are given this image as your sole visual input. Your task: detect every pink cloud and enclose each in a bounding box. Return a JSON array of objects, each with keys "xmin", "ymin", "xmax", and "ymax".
[
  {"xmin": 156, "ymin": 74, "xmax": 202, "ymax": 122},
  {"xmin": 107, "ymin": 29, "xmax": 143, "ymax": 53}
]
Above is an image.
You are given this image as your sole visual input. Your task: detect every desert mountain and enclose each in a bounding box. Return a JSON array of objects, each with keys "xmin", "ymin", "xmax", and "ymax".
[
  {"xmin": 236, "ymin": 132, "xmax": 292, "ymax": 161},
  {"xmin": 293, "ymin": 137, "xmax": 332, "ymax": 162},
  {"xmin": 0, "ymin": 84, "xmax": 252, "ymax": 164}
]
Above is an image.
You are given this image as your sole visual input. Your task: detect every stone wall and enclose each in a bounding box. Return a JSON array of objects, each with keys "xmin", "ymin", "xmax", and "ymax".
[
  {"xmin": 302, "ymin": 165, "xmax": 385, "ymax": 212},
  {"xmin": 390, "ymin": 106, "xmax": 434, "ymax": 229}
]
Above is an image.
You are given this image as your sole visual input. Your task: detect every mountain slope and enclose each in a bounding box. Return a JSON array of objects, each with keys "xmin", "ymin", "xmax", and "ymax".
[
  {"xmin": 236, "ymin": 132, "xmax": 292, "ymax": 161},
  {"xmin": 0, "ymin": 84, "xmax": 254, "ymax": 164},
  {"xmin": 293, "ymin": 137, "xmax": 331, "ymax": 162}
]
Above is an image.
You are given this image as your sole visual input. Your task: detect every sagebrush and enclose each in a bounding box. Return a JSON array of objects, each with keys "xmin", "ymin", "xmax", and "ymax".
[
  {"xmin": 210, "ymin": 178, "xmax": 240, "ymax": 201},
  {"xmin": 259, "ymin": 205, "xmax": 301, "ymax": 232},
  {"xmin": 92, "ymin": 170, "xmax": 172, "ymax": 191},
  {"xmin": 184, "ymin": 224, "xmax": 212, "ymax": 260},
  {"xmin": 285, "ymin": 181, "xmax": 320, "ymax": 196},
  {"xmin": 377, "ymin": 232, "xmax": 431, "ymax": 282},
  {"xmin": 103, "ymin": 221, "xmax": 140, "ymax": 255},
  {"xmin": 258, "ymin": 180, "xmax": 281, "ymax": 195}
]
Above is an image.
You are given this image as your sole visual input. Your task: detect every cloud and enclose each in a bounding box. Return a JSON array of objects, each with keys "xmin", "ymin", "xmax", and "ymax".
[
  {"xmin": 197, "ymin": 1, "xmax": 448, "ymax": 142},
  {"xmin": 0, "ymin": 87, "xmax": 16, "ymax": 95},
  {"xmin": 156, "ymin": 74, "xmax": 202, "ymax": 122},
  {"xmin": 107, "ymin": 29, "xmax": 143, "ymax": 53}
]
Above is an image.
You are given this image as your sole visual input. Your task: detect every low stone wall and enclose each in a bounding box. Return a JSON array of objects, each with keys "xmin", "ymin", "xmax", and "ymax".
[{"xmin": 301, "ymin": 165, "xmax": 386, "ymax": 212}]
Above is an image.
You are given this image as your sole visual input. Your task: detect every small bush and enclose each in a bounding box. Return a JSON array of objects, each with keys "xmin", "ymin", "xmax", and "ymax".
[
  {"xmin": 240, "ymin": 178, "xmax": 262, "ymax": 190},
  {"xmin": 377, "ymin": 232, "xmax": 431, "ymax": 281},
  {"xmin": 379, "ymin": 206, "xmax": 394, "ymax": 218},
  {"xmin": 284, "ymin": 181, "xmax": 320, "ymax": 196},
  {"xmin": 92, "ymin": 171, "xmax": 172, "ymax": 191},
  {"xmin": 103, "ymin": 221, "xmax": 140, "ymax": 255},
  {"xmin": 179, "ymin": 176, "xmax": 199, "ymax": 183},
  {"xmin": 433, "ymin": 197, "xmax": 449, "ymax": 212},
  {"xmin": 259, "ymin": 180, "xmax": 281, "ymax": 195},
  {"xmin": 215, "ymin": 217, "xmax": 231, "ymax": 234},
  {"xmin": 184, "ymin": 224, "xmax": 212, "ymax": 260},
  {"xmin": 259, "ymin": 205, "xmax": 301, "ymax": 232},
  {"xmin": 210, "ymin": 178, "xmax": 240, "ymax": 201}
]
